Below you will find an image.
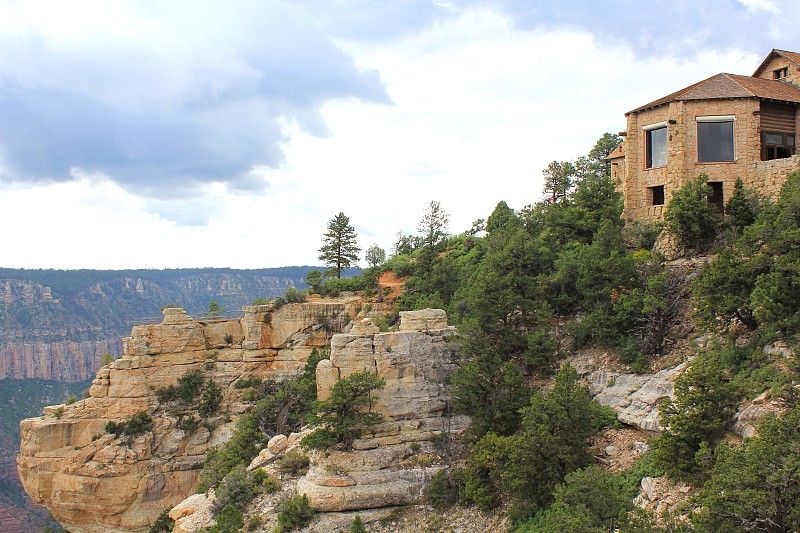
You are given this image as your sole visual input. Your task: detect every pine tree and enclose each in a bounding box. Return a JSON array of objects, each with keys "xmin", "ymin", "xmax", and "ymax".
[
  {"xmin": 318, "ymin": 212, "xmax": 360, "ymax": 279},
  {"xmin": 418, "ymin": 201, "xmax": 450, "ymax": 249}
]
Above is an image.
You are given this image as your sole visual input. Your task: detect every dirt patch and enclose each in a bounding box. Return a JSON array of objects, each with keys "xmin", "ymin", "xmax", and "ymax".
[
  {"xmin": 590, "ymin": 427, "xmax": 654, "ymax": 473},
  {"xmin": 378, "ymin": 271, "xmax": 408, "ymax": 303}
]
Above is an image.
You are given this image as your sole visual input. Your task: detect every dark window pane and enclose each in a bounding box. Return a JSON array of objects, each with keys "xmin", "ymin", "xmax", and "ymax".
[
  {"xmin": 649, "ymin": 185, "xmax": 665, "ymax": 205},
  {"xmin": 647, "ymin": 127, "xmax": 667, "ymax": 167},
  {"xmin": 698, "ymin": 121, "xmax": 734, "ymax": 162}
]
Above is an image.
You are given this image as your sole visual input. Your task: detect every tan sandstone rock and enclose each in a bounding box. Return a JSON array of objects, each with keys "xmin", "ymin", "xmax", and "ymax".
[
  {"xmin": 298, "ymin": 309, "xmax": 466, "ymax": 512},
  {"xmin": 18, "ymin": 300, "xmax": 351, "ymax": 533}
]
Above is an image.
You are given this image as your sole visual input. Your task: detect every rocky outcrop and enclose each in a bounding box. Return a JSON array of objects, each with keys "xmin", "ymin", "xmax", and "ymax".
[
  {"xmin": 572, "ymin": 354, "xmax": 686, "ymax": 432},
  {"xmin": 297, "ymin": 309, "xmax": 468, "ymax": 512},
  {"xmin": 17, "ymin": 299, "xmax": 357, "ymax": 533}
]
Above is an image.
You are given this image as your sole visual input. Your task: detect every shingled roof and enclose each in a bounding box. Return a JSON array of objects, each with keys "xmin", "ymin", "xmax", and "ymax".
[{"xmin": 626, "ymin": 72, "xmax": 800, "ymax": 115}]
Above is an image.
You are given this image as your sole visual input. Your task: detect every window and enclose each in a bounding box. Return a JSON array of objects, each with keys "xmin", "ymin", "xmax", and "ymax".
[
  {"xmin": 648, "ymin": 185, "xmax": 665, "ymax": 206},
  {"xmin": 774, "ymin": 67, "xmax": 789, "ymax": 79},
  {"xmin": 708, "ymin": 182, "xmax": 724, "ymax": 214},
  {"xmin": 644, "ymin": 122, "xmax": 667, "ymax": 168},
  {"xmin": 762, "ymin": 131, "xmax": 796, "ymax": 160},
  {"xmin": 697, "ymin": 116, "xmax": 734, "ymax": 162}
]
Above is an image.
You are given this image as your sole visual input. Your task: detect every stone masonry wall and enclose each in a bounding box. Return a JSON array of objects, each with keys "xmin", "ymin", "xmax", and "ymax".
[{"xmin": 622, "ymin": 97, "xmax": 798, "ymax": 223}]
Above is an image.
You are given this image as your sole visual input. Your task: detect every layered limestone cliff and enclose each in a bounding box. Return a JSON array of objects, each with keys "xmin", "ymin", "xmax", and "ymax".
[
  {"xmin": 16, "ymin": 298, "xmax": 358, "ymax": 533},
  {"xmin": 170, "ymin": 309, "xmax": 467, "ymax": 532},
  {"xmin": 297, "ymin": 309, "xmax": 468, "ymax": 512}
]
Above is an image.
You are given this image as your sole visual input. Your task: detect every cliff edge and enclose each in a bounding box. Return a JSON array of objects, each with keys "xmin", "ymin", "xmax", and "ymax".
[{"xmin": 16, "ymin": 298, "xmax": 357, "ymax": 533}]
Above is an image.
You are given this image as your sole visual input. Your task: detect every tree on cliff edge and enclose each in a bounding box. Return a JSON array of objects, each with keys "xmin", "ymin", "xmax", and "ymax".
[{"xmin": 318, "ymin": 212, "xmax": 361, "ymax": 279}]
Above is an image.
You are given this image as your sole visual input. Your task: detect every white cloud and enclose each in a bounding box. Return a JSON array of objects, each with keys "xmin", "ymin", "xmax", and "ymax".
[
  {"xmin": 736, "ymin": 0, "xmax": 780, "ymax": 13},
  {"xmin": 0, "ymin": 4, "xmax": 778, "ymax": 268}
]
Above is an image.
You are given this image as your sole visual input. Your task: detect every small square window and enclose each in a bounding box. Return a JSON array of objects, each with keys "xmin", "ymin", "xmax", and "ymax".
[
  {"xmin": 774, "ymin": 67, "xmax": 789, "ymax": 79},
  {"xmin": 648, "ymin": 185, "xmax": 665, "ymax": 206}
]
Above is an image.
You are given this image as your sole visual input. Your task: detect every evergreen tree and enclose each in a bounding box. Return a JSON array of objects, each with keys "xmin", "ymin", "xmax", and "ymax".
[
  {"xmin": 462, "ymin": 365, "xmax": 614, "ymax": 517},
  {"xmin": 652, "ymin": 356, "xmax": 737, "ymax": 483},
  {"xmin": 318, "ymin": 212, "xmax": 361, "ymax": 279},
  {"xmin": 542, "ymin": 161, "xmax": 575, "ymax": 204},
  {"xmin": 694, "ymin": 407, "xmax": 800, "ymax": 533},
  {"xmin": 663, "ymin": 175, "xmax": 721, "ymax": 252},
  {"xmin": 301, "ymin": 369, "xmax": 385, "ymax": 451},
  {"xmin": 724, "ymin": 177, "xmax": 759, "ymax": 233},
  {"xmin": 418, "ymin": 200, "xmax": 450, "ymax": 249}
]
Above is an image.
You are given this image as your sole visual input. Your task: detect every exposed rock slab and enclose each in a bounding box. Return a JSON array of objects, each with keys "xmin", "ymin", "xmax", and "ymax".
[{"xmin": 577, "ymin": 357, "xmax": 687, "ymax": 432}]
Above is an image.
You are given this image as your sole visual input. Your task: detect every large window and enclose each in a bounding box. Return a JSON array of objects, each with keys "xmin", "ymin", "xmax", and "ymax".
[
  {"xmin": 762, "ymin": 131, "xmax": 796, "ymax": 160},
  {"xmin": 697, "ymin": 116, "xmax": 735, "ymax": 162},
  {"xmin": 644, "ymin": 123, "xmax": 667, "ymax": 168}
]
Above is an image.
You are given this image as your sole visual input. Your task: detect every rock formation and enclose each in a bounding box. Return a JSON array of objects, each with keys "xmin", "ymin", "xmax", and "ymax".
[
  {"xmin": 297, "ymin": 309, "xmax": 468, "ymax": 512},
  {"xmin": 169, "ymin": 309, "xmax": 466, "ymax": 533},
  {"xmin": 571, "ymin": 353, "xmax": 685, "ymax": 432},
  {"xmin": 17, "ymin": 298, "xmax": 358, "ymax": 533}
]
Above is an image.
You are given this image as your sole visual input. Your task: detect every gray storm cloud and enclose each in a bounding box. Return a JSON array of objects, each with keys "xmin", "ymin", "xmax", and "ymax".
[{"xmin": 0, "ymin": 1, "xmax": 390, "ymax": 204}]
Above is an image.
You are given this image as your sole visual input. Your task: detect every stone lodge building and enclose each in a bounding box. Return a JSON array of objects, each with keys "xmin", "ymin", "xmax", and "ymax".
[{"xmin": 612, "ymin": 49, "xmax": 800, "ymax": 223}]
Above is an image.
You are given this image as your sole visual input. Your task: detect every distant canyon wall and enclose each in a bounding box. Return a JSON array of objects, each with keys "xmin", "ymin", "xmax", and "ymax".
[
  {"xmin": 0, "ymin": 339, "xmax": 122, "ymax": 382},
  {"xmin": 0, "ymin": 269, "xmax": 317, "ymax": 382}
]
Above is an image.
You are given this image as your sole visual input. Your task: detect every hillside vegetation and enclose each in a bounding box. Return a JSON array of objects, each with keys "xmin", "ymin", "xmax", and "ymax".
[{"xmin": 231, "ymin": 133, "xmax": 798, "ymax": 531}]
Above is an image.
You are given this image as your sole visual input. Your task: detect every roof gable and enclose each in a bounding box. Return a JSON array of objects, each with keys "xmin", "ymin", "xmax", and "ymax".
[{"xmin": 753, "ymin": 49, "xmax": 800, "ymax": 77}]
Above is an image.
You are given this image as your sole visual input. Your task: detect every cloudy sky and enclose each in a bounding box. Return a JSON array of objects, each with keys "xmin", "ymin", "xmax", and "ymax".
[{"xmin": 0, "ymin": 0, "xmax": 796, "ymax": 269}]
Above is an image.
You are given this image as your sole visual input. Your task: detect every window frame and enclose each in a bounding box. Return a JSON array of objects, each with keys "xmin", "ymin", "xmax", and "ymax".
[
  {"xmin": 696, "ymin": 115, "xmax": 736, "ymax": 163},
  {"xmin": 761, "ymin": 131, "xmax": 796, "ymax": 160},
  {"xmin": 774, "ymin": 67, "xmax": 789, "ymax": 79},
  {"xmin": 643, "ymin": 121, "xmax": 668, "ymax": 169}
]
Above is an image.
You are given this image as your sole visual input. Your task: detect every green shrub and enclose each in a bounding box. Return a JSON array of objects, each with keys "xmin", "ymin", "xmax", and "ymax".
[
  {"xmin": 53, "ymin": 407, "xmax": 64, "ymax": 419},
  {"xmin": 275, "ymin": 494, "xmax": 315, "ymax": 532},
  {"xmin": 350, "ymin": 515, "xmax": 367, "ymax": 533},
  {"xmin": 625, "ymin": 220, "xmax": 664, "ymax": 250},
  {"xmin": 276, "ymin": 451, "xmax": 310, "ymax": 475},
  {"xmin": 284, "ymin": 286, "xmax": 308, "ymax": 303},
  {"xmin": 301, "ymin": 369, "xmax": 385, "ymax": 451},
  {"xmin": 425, "ymin": 470, "xmax": 461, "ymax": 510},
  {"xmin": 65, "ymin": 395, "xmax": 77, "ymax": 405},
  {"xmin": 148, "ymin": 509, "xmax": 174, "ymax": 532},
  {"xmin": 157, "ymin": 370, "xmax": 205, "ymax": 404},
  {"xmin": 179, "ymin": 416, "xmax": 199, "ymax": 433},
  {"xmin": 663, "ymin": 174, "xmax": 721, "ymax": 252},
  {"xmin": 233, "ymin": 377, "xmax": 262, "ymax": 390},
  {"xmin": 246, "ymin": 515, "xmax": 263, "ymax": 531},
  {"xmin": 460, "ymin": 365, "xmax": 614, "ymax": 519},
  {"xmin": 223, "ymin": 333, "xmax": 233, "ymax": 344},
  {"xmin": 124, "ymin": 412, "xmax": 153, "ymax": 436},
  {"xmin": 198, "ymin": 380, "xmax": 223, "ymax": 418},
  {"xmin": 652, "ymin": 356, "xmax": 737, "ymax": 483},
  {"xmin": 105, "ymin": 420, "xmax": 122, "ymax": 436},
  {"xmin": 215, "ymin": 465, "xmax": 260, "ymax": 509},
  {"xmin": 262, "ymin": 474, "xmax": 280, "ymax": 494},
  {"xmin": 206, "ymin": 504, "xmax": 243, "ymax": 533}
]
